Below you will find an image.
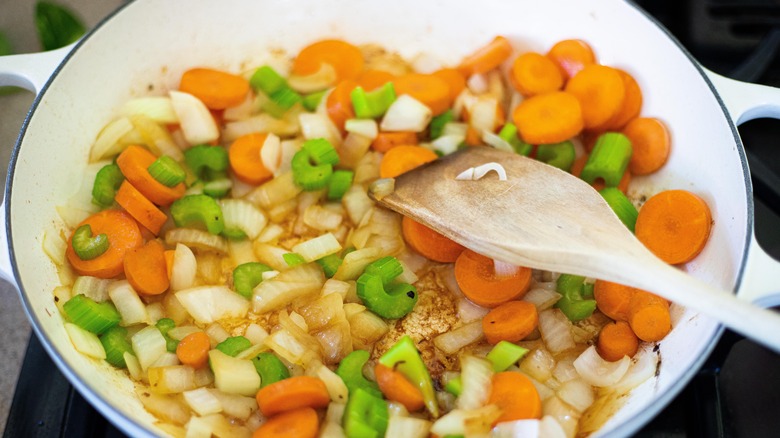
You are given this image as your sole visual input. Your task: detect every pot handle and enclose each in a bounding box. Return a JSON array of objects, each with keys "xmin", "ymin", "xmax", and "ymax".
[
  {"xmin": 0, "ymin": 43, "xmax": 74, "ymax": 93},
  {"xmin": 0, "ymin": 203, "xmax": 16, "ymax": 288},
  {"xmin": 705, "ymin": 68, "xmax": 780, "ymax": 307}
]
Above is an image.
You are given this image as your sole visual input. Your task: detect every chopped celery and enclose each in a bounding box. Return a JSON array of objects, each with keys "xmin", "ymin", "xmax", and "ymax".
[
  {"xmin": 343, "ymin": 388, "xmax": 389, "ymax": 438},
  {"xmin": 600, "ymin": 187, "xmax": 639, "ymax": 232},
  {"xmin": 351, "ymin": 83, "xmax": 397, "ymax": 119},
  {"xmin": 336, "ymin": 350, "xmax": 382, "ymax": 398},
  {"xmin": 291, "ymin": 149, "xmax": 333, "ymax": 191},
  {"xmin": 91, "ymin": 163, "xmax": 124, "ymax": 207},
  {"xmin": 203, "ymin": 178, "xmax": 232, "ymax": 198},
  {"xmin": 155, "ymin": 318, "xmax": 179, "ymax": 352},
  {"xmin": 444, "ymin": 374, "xmax": 463, "ymax": 396},
  {"xmin": 170, "ymin": 194, "xmax": 225, "ymax": 235},
  {"xmin": 581, "ymin": 132, "xmax": 632, "ymax": 187},
  {"xmin": 536, "ymin": 141, "xmax": 576, "ymax": 171},
  {"xmin": 498, "ymin": 122, "xmax": 533, "ymax": 156},
  {"xmin": 327, "ymin": 170, "xmax": 354, "ymax": 201},
  {"xmin": 216, "ymin": 336, "xmax": 252, "ymax": 357},
  {"xmin": 317, "ymin": 253, "xmax": 343, "ymax": 278},
  {"xmin": 303, "ymin": 138, "xmax": 340, "ymax": 166},
  {"xmin": 486, "ymin": 341, "xmax": 529, "ymax": 372},
  {"xmin": 363, "ymin": 256, "xmax": 404, "ymax": 285},
  {"xmin": 147, "ymin": 155, "xmax": 186, "ymax": 187},
  {"xmin": 302, "ymin": 90, "xmax": 327, "ymax": 112},
  {"xmin": 63, "ymin": 294, "xmax": 120, "ymax": 334},
  {"xmin": 184, "ymin": 145, "xmax": 229, "ymax": 181},
  {"xmin": 99, "ymin": 325, "xmax": 133, "ymax": 368},
  {"xmin": 233, "ymin": 262, "xmax": 273, "ymax": 298},
  {"xmin": 71, "ymin": 224, "xmax": 109, "ymax": 261},
  {"xmin": 378, "ymin": 336, "xmax": 438, "ymax": 417},
  {"xmin": 252, "ymin": 352, "xmax": 290, "ymax": 388},
  {"xmin": 555, "ymin": 274, "xmax": 597, "ymax": 322},
  {"xmin": 283, "ymin": 252, "xmax": 306, "ymax": 267},
  {"xmin": 429, "ymin": 110, "xmax": 454, "ymax": 140},
  {"xmin": 356, "ymin": 273, "xmax": 417, "ymax": 319}
]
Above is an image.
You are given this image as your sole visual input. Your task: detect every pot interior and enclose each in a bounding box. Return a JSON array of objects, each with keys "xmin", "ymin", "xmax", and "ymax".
[{"xmin": 7, "ymin": 0, "xmax": 750, "ymax": 436}]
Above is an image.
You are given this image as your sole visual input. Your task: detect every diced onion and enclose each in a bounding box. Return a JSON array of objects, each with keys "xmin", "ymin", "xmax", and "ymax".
[
  {"xmin": 90, "ymin": 116, "xmax": 134, "ymax": 162},
  {"xmin": 256, "ymin": 223, "xmax": 285, "ymax": 243},
  {"xmin": 457, "ymin": 299, "xmax": 489, "ymax": 323},
  {"xmin": 314, "ymin": 362, "xmax": 350, "ymax": 404},
  {"xmin": 108, "ymin": 280, "xmax": 150, "ymax": 326},
  {"xmin": 573, "ymin": 345, "xmax": 631, "ymax": 387},
  {"xmin": 468, "ymin": 97, "xmax": 498, "ymax": 141},
  {"xmin": 556, "ymin": 378, "xmax": 594, "ymax": 413},
  {"xmin": 431, "ymin": 134, "xmax": 464, "ymax": 156},
  {"xmin": 132, "ymin": 325, "xmax": 167, "ymax": 371},
  {"xmin": 333, "ymin": 247, "xmax": 383, "ymax": 281},
  {"xmin": 136, "ymin": 388, "xmax": 191, "ymax": 426},
  {"xmin": 367, "ymin": 178, "xmax": 395, "ymax": 202},
  {"xmin": 303, "ymin": 205, "xmax": 343, "ymax": 231},
  {"xmin": 430, "ymin": 405, "xmax": 501, "ymax": 437},
  {"xmin": 245, "ymin": 172, "xmax": 302, "ymax": 210},
  {"xmin": 183, "ymin": 388, "xmax": 223, "ymax": 417},
  {"xmin": 354, "ymin": 151, "xmax": 382, "ymax": 184},
  {"xmin": 244, "ymin": 324, "xmax": 269, "ymax": 346},
  {"xmin": 124, "ymin": 352, "xmax": 142, "ymax": 380},
  {"xmin": 175, "ymin": 286, "xmax": 249, "ymax": 324},
  {"xmin": 543, "ymin": 396, "xmax": 580, "ymax": 438},
  {"xmin": 552, "ymin": 355, "xmax": 579, "ymax": 383},
  {"xmin": 64, "ymin": 323, "xmax": 106, "ymax": 359},
  {"xmin": 299, "ymin": 112, "xmax": 342, "ymax": 146},
  {"xmin": 467, "ymin": 73, "xmax": 489, "ymax": 94},
  {"xmin": 169, "ymin": 91, "xmax": 219, "ymax": 145},
  {"xmin": 148, "ymin": 365, "xmax": 196, "ymax": 394},
  {"xmin": 224, "ymin": 112, "xmax": 300, "ymax": 141},
  {"xmin": 538, "ymin": 309, "xmax": 576, "ymax": 354},
  {"xmin": 72, "ymin": 276, "xmax": 111, "ymax": 302},
  {"xmin": 457, "ymin": 355, "xmax": 493, "ymax": 410},
  {"xmin": 380, "ymin": 95, "xmax": 433, "ymax": 132},
  {"xmin": 121, "ymin": 97, "xmax": 178, "ymax": 124},
  {"xmin": 42, "ymin": 227, "xmax": 68, "ymax": 267},
  {"xmin": 386, "ymin": 416, "xmax": 432, "ymax": 438},
  {"xmin": 167, "ymin": 325, "xmax": 201, "ymax": 341},
  {"xmin": 252, "ymin": 263, "xmax": 325, "ymax": 313},
  {"xmin": 342, "ymin": 185, "xmax": 374, "ymax": 225},
  {"xmin": 222, "ymin": 93, "xmax": 255, "ymax": 122},
  {"xmin": 205, "ymin": 323, "xmax": 230, "ymax": 345},
  {"xmin": 523, "ymin": 287, "xmax": 562, "ymax": 311},
  {"xmin": 264, "ymin": 328, "xmax": 320, "ymax": 366},
  {"xmin": 482, "ymin": 130, "xmax": 514, "ymax": 152},
  {"xmin": 340, "ymin": 132, "xmax": 374, "ymax": 168},
  {"xmin": 345, "ymin": 118, "xmax": 379, "ymax": 140},
  {"xmin": 287, "ymin": 63, "xmax": 337, "ymax": 93},
  {"xmin": 520, "ymin": 348, "xmax": 556, "ymax": 383},
  {"xmin": 612, "ymin": 347, "xmax": 659, "ymax": 393},
  {"xmin": 208, "ymin": 350, "xmax": 260, "ymax": 397},
  {"xmin": 443, "ymin": 122, "xmax": 469, "ymax": 138},
  {"xmin": 220, "ymin": 199, "xmax": 267, "ymax": 240},
  {"xmin": 167, "ymin": 243, "xmax": 196, "ymax": 292},
  {"xmin": 433, "ymin": 321, "xmax": 484, "ymax": 355},
  {"xmin": 165, "ymin": 229, "xmax": 228, "ymax": 254},
  {"xmin": 207, "ymin": 390, "xmax": 257, "ymax": 421},
  {"xmin": 347, "ymin": 309, "xmax": 389, "ymax": 350}
]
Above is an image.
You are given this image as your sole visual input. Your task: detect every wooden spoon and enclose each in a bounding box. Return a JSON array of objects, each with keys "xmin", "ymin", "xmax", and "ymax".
[{"xmin": 371, "ymin": 146, "xmax": 780, "ymax": 352}]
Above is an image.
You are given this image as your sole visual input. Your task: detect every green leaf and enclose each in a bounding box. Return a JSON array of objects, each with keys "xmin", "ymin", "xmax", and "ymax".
[{"xmin": 35, "ymin": 1, "xmax": 86, "ymax": 51}]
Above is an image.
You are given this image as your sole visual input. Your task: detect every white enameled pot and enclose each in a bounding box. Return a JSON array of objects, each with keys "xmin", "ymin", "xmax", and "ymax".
[{"xmin": 1, "ymin": 0, "xmax": 779, "ymax": 436}]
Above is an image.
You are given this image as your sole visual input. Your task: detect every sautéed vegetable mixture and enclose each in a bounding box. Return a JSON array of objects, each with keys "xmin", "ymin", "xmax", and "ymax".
[{"xmin": 45, "ymin": 36, "xmax": 713, "ymax": 438}]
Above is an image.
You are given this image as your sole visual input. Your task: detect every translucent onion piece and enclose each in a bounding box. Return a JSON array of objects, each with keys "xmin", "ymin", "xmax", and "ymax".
[
  {"xmin": 131, "ymin": 325, "xmax": 167, "ymax": 371},
  {"xmin": 482, "ymin": 130, "xmax": 514, "ymax": 152},
  {"xmin": 347, "ymin": 309, "xmax": 389, "ymax": 351},
  {"xmin": 169, "ymin": 91, "xmax": 218, "ymax": 145},
  {"xmin": 303, "ymin": 205, "xmax": 343, "ymax": 231},
  {"xmin": 299, "ymin": 112, "xmax": 342, "ymax": 146},
  {"xmin": 573, "ymin": 345, "xmax": 631, "ymax": 387},
  {"xmin": 207, "ymin": 390, "xmax": 257, "ymax": 421},
  {"xmin": 234, "ymin": 342, "xmax": 268, "ymax": 361},
  {"xmin": 245, "ymin": 172, "xmax": 302, "ymax": 210},
  {"xmin": 72, "ymin": 275, "xmax": 112, "ymax": 302},
  {"xmin": 467, "ymin": 73, "xmax": 489, "ymax": 94},
  {"xmin": 136, "ymin": 387, "xmax": 191, "ymax": 426},
  {"xmin": 42, "ymin": 227, "xmax": 68, "ymax": 267},
  {"xmin": 538, "ymin": 309, "xmax": 576, "ymax": 354},
  {"xmin": 433, "ymin": 321, "xmax": 484, "ymax": 355},
  {"xmin": 183, "ymin": 388, "xmax": 223, "ymax": 417},
  {"xmin": 64, "ymin": 322, "xmax": 106, "ymax": 359},
  {"xmin": 612, "ymin": 347, "xmax": 659, "ymax": 393},
  {"xmin": 223, "ymin": 113, "xmax": 300, "ymax": 141},
  {"xmin": 90, "ymin": 116, "xmax": 133, "ymax": 162},
  {"xmin": 277, "ymin": 139, "xmax": 301, "ymax": 177},
  {"xmin": 220, "ymin": 199, "xmax": 267, "ymax": 240},
  {"xmin": 222, "ymin": 92, "xmax": 254, "ymax": 122},
  {"xmin": 243, "ymin": 324, "xmax": 269, "ymax": 346},
  {"xmin": 457, "ymin": 355, "xmax": 493, "ymax": 410},
  {"xmin": 345, "ymin": 118, "xmax": 379, "ymax": 140},
  {"xmin": 519, "ymin": 348, "xmax": 556, "ymax": 383},
  {"xmin": 167, "ymin": 325, "xmax": 200, "ymax": 341},
  {"xmin": 457, "ymin": 298, "xmax": 489, "ymax": 323},
  {"xmin": 322, "ymin": 279, "xmax": 352, "ymax": 299},
  {"xmin": 228, "ymin": 239, "xmax": 256, "ymax": 266},
  {"xmin": 299, "ymin": 292, "xmax": 343, "ymax": 331},
  {"xmin": 53, "ymin": 286, "xmax": 71, "ymax": 315},
  {"xmin": 252, "ymin": 263, "xmax": 325, "ymax": 313},
  {"xmin": 124, "ymin": 352, "xmax": 142, "ymax": 381},
  {"xmin": 256, "ymin": 223, "xmax": 285, "ymax": 243},
  {"xmin": 314, "ymin": 361, "xmax": 350, "ymax": 404},
  {"xmin": 175, "ymin": 286, "xmax": 249, "ymax": 325},
  {"xmin": 148, "ymin": 365, "xmax": 196, "ymax": 394},
  {"xmin": 165, "ymin": 228, "xmax": 228, "ymax": 254},
  {"xmin": 287, "ymin": 63, "xmax": 337, "ymax": 93},
  {"xmin": 258, "ymin": 133, "xmax": 282, "ymax": 175},
  {"xmin": 386, "ymin": 416, "xmax": 432, "ymax": 438},
  {"xmin": 264, "ymin": 328, "xmax": 321, "ymax": 366},
  {"xmin": 430, "ymin": 404, "xmax": 501, "ymax": 437},
  {"xmin": 431, "ymin": 134, "xmax": 465, "ymax": 156},
  {"xmin": 146, "ymin": 302, "xmax": 164, "ymax": 324},
  {"xmin": 492, "ymin": 258, "xmax": 520, "ymax": 277},
  {"xmin": 332, "ymin": 247, "xmax": 383, "ymax": 281},
  {"xmin": 469, "ymin": 97, "xmax": 498, "ymax": 140},
  {"xmin": 108, "ymin": 280, "xmax": 150, "ymax": 326},
  {"xmin": 380, "ymin": 94, "xmax": 433, "ymax": 133},
  {"xmin": 342, "ymin": 185, "xmax": 374, "ymax": 225},
  {"xmin": 121, "ymin": 96, "xmax": 178, "ymax": 124},
  {"xmin": 443, "ymin": 122, "xmax": 469, "ymax": 138},
  {"xmin": 523, "ymin": 287, "xmax": 562, "ymax": 311},
  {"xmin": 354, "ymin": 151, "xmax": 382, "ymax": 184},
  {"xmin": 315, "ymin": 319, "xmax": 353, "ymax": 364},
  {"xmin": 208, "ymin": 350, "xmax": 260, "ymax": 397},
  {"xmin": 205, "ymin": 323, "xmax": 230, "ymax": 345},
  {"xmin": 552, "ymin": 355, "xmax": 579, "ymax": 384},
  {"xmin": 543, "ymin": 396, "xmax": 580, "ymax": 438},
  {"xmin": 556, "ymin": 378, "xmax": 594, "ymax": 413},
  {"xmin": 340, "ymin": 132, "xmax": 374, "ymax": 168},
  {"xmin": 127, "ymin": 114, "xmax": 182, "ymax": 159}
]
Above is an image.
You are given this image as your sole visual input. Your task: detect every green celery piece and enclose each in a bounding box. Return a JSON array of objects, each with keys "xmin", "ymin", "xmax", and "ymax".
[
  {"xmin": 91, "ymin": 163, "xmax": 124, "ymax": 207},
  {"xmin": 343, "ymin": 388, "xmax": 389, "ymax": 438},
  {"xmin": 35, "ymin": 1, "xmax": 86, "ymax": 51},
  {"xmin": 100, "ymin": 325, "xmax": 133, "ymax": 368},
  {"xmin": 486, "ymin": 341, "xmax": 529, "ymax": 372},
  {"xmin": 363, "ymin": 256, "xmax": 403, "ymax": 285},
  {"xmin": 170, "ymin": 194, "xmax": 225, "ymax": 234},
  {"xmin": 71, "ymin": 224, "xmax": 108, "ymax": 261},
  {"xmin": 378, "ymin": 336, "xmax": 438, "ymax": 417},
  {"xmin": 270, "ymin": 86, "xmax": 302, "ymax": 110},
  {"xmin": 283, "ymin": 252, "xmax": 306, "ymax": 267},
  {"xmin": 253, "ymin": 352, "xmax": 290, "ymax": 388},
  {"xmin": 581, "ymin": 282, "xmax": 595, "ymax": 300},
  {"xmin": 599, "ymin": 187, "xmax": 639, "ymax": 232},
  {"xmin": 250, "ymin": 66, "xmax": 287, "ymax": 95},
  {"xmin": 429, "ymin": 110, "xmax": 454, "ymax": 140},
  {"xmin": 147, "ymin": 155, "xmax": 186, "ymax": 187},
  {"xmin": 336, "ymin": 350, "xmax": 382, "ymax": 398},
  {"xmin": 233, "ymin": 262, "xmax": 272, "ymax": 298},
  {"xmin": 536, "ymin": 141, "xmax": 576, "ymax": 171},
  {"xmin": 203, "ymin": 178, "xmax": 232, "ymax": 199},
  {"xmin": 327, "ymin": 170, "xmax": 354, "ymax": 201},
  {"xmin": 581, "ymin": 132, "xmax": 632, "ymax": 186},
  {"xmin": 291, "ymin": 149, "xmax": 333, "ymax": 191},
  {"xmin": 155, "ymin": 318, "xmax": 179, "ymax": 353},
  {"xmin": 63, "ymin": 294, "xmax": 120, "ymax": 334},
  {"xmin": 356, "ymin": 273, "xmax": 417, "ymax": 319},
  {"xmin": 498, "ymin": 122, "xmax": 533, "ymax": 156},
  {"xmin": 316, "ymin": 253, "xmax": 343, "ymax": 278},
  {"xmin": 303, "ymin": 138, "xmax": 340, "ymax": 166},
  {"xmin": 555, "ymin": 274, "xmax": 597, "ymax": 322},
  {"xmin": 302, "ymin": 90, "xmax": 327, "ymax": 112},
  {"xmin": 350, "ymin": 83, "xmax": 396, "ymax": 119},
  {"xmin": 444, "ymin": 374, "xmax": 462, "ymax": 396},
  {"xmin": 184, "ymin": 145, "xmax": 229, "ymax": 181},
  {"xmin": 216, "ymin": 336, "xmax": 252, "ymax": 357}
]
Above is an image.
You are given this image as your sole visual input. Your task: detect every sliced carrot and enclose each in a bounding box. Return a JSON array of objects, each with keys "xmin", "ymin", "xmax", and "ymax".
[
  {"xmin": 357, "ymin": 69, "xmax": 396, "ymax": 91},
  {"xmin": 228, "ymin": 132, "xmax": 274, "ymax": 185},
  {"xmin": 454, "ymin": 249, "xmax": 532, "ymax": 308},
  {"xmin": 116, "ymin": 145, "xmax": 186, "ymax": 207},
  {"xmin": 593, "ymin": 280, "xmax": 636, "ymax": 322},
  {"xmin": 371, "ymin": 131, "xmax": 418, "ymax": 153},
  {"xmin": 392, "ymin": 73, "xmax": 452, "ymax": 115},
  {"xmin": 488, "ymin": 372, "xmax": 542, "ymax": 424},
  {"xmin": 432, "ymin": 68, "xmax": 467, "ymax": 102},
  {"xmin": 465, "ymin": 126, "xmax": 482, "ymax": 146},
  {"xmin": 635, "ymin": 190, "xmax": 713, "ymax": 265},
  {"xmin": 564, "ymin": 64, "xmax": 625, "ymax": 131},
  {"xmin": 164, "ymin": 249, "xmax": 175, "ymax": 280},
  {"xmin": 623, "ymin": 117, "xmax": 671, "ymax": 175},
  {"xmin": 628, "ymin": 290, "xmax": 671, "ymax": 342},
  {"xmin": 124, "ymin": 239, "xmax": 169, "ymax": 295},
  {"xmin": 253, "ymin": 407, "xmax": 319, "ymax": 438},
  {"xmin": 176, "ymin": 331, "xmax": 210, "ymax": 369},
  {"xmin": 512, "ymin": 91, "xmax": 584, "ymax": 144},
  {"xmin": 114, "ymin": 181, "xmax": 168, "ymax": 236},
  {"xmin": 379, "ymin": 145, "xmax": 437, "ymax": 178},
  {"xmin": 374, "ymin": 364, "xmax": 425, "ymax": 412},
  {"xmin": 66, "ymin": 210, "xmax": 143, "ymax": 279},
  {"xmin": 482, "ymin": 301, "xmax": 539, "ymax": 344},
  {"xmin": 509, "ymin": 52, "xmax": 564, "ymax": 97},
  {"xmin": 178, "ymin": 67, "xmax": 249, "ymax": 110},
  {"xmin": 607, "ymin": 69, "xmax": 643, "ymax": 130},
  {"xmin": 597, "ymin": 320, "xmax": 640, "ymax": 362},
  {"xmin": 256, "ymin": 376, "xmax": 330, "ymax": 417},
  {"xmin": 402, "ymin": 216, "xmax": 466, "ymax": 263},
  {"xmin": 458, "ymin": 36, "xmax": 513, "ymax": 76},
  {"xmin": 326, "ymin": 80, "xmax": 358, "ymax": 134},
  {"xmin": 546, "ymin": 39, "xmax": 596, "ymax": 80},
  {"xmin": 293, "ymin": 39, "xmax": 364, "ymax": 82}
]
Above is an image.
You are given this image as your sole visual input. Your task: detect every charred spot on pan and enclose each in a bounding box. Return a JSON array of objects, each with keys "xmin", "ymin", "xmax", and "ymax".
[{"xmin": 147, "ymin": 84, "xmax": 154, "ymax": 92}]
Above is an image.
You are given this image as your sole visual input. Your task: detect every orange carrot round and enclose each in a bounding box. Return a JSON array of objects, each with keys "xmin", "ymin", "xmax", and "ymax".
[
  {"xmin": 402, "ymin": 216, "xmax": 465, "ymax": 263},
  {"xmin": 432, "ymin": 68, "xmax": 467, "ymax": 102},
  {"xmin": 176, "ymin": 331, "xmax": 210, "ymax": 369},
  {"xmin": 458, "ymin": 36, "xmax": 514, "ymax": 76},
  {"xmin": 326, "ymin": 80, "xmax": 358, "ymax": 134},
  {"xmin": 66, "ymin": 210, "xmax": 143, "ymax": 279},
  {"xmin": 635, "ymin": 190, "xmax": 712, "ymax": 264},
  {"xmin": 512, "ymin": 91, "xmax": 584, "ymax": 144},
  {"xmin": 607, "ymin": 69, "xmax": 643, "ymax": 130},
  {"xmin": 116, "ymin": 145, "xmax": 186, "ymax": 207},
  {"xmin": 454, "ymin": 249, "xmax": 532, "ymax": 308},
  {"xmin": 597, "ymin": 320, "xmax": 640, "ymax": 361},
  {"xmin": 392, "ymin": 73, "xmax": 452, "ymax": 115},
  {"xmin": 178, "ymin": 67, "xmax": 250, "ymax": 110},
  {"xmin": 114, "ymin": 181, "xmax": 168, "ymax": 236},
  {"xmin": 124, "ymin": 239, "xmax": 170, "ymax": 295},
  {"xmin": 256, "ymin": 376, "xmax": 330, "ymax": 417},
  {"xmin": 623, "ymin": 117, "xmax": 671, "ymax": 175},
  {"xmin": 229, "ymin": 132, "xmax": 274, "ymax": 185},
  {"xmin": 357, "ymin": 69, "xmax": 396, "ymax": 91},
  {"xmin": 253, "ymin": 407, "xmax": 319, "ymax": 438},
  {"xmin": 593, "ymin": 280, "xmax": 636, "ymax": 322},
  {"xmin": 628, "ymin": 290, "xmax": 672, "ymax": 342},
  {"xmin": 293, "ymin": 39, "xmax": 364, "ymax": 82},
  {"xmin": 482, "ymin": 301, "xmax": 539, "ymax": 344},
  {"xmin": 374, "ymin": 364, "xmax": 425, "ymax": 412},
  {"xmin": 488, "ymin": 372, "xmax": 542, "ymax": 423},
  {"xmin": 379, "ymin": 145, "xmax": 437, "ymax": 178},
  {"xmin": 546, "ymin": 39, "xmax": 596, "ymax": 80},
  {"xmin": 164, "ymin": 249, "xmax": 175, "ymax": 280},
  {"xmin": 564, "ymin": 64, "xmax": 625, "ymax": 130},
  {"xmin": 509, "ymin": 52, "xmax": 564, "ymax": 97},
  {"xmin": 371, "ymin": 131, "xmax": 418, "ymax": 153}
]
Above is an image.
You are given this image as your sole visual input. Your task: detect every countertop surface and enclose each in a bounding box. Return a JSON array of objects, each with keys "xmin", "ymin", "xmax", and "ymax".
[{"xmin": 0, "ymin": 1, "xmax": 123, "ymax": 433}]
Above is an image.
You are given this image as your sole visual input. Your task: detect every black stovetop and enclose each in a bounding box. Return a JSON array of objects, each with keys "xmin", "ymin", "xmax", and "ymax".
[{"xmin": 5, "ymin": 1, "xmax": 780, "ymax": 437}]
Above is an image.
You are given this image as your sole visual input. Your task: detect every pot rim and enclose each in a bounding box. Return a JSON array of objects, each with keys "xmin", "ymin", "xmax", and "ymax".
[{"xmin": 3, "ymin": 1, "xmax": 754, "ymax": 436}]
